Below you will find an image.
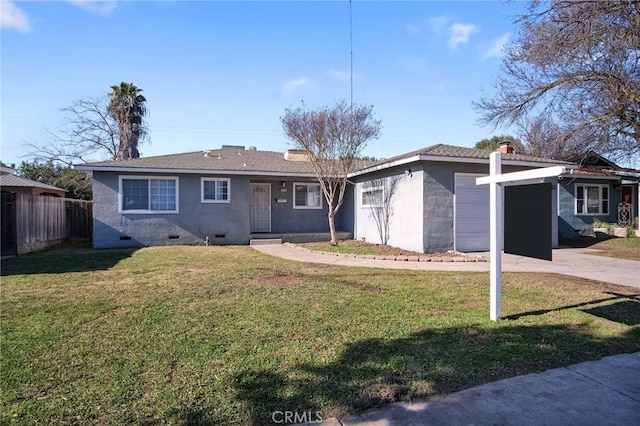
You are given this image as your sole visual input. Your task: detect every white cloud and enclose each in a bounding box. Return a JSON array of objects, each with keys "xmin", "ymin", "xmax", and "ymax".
[
  {"xmin": 282, "ymin": 77, "xmax": 313, "ymax": 98},
  {"xmin": 67, "ymin": 1, "xmax": 119, "ymax": 16},
  {"xmin": 482, "ymin": 32, "xmax": 511, "ymax": 59},
  {"xmin": 447, "ymin": 23, "xmax": 478, "ymax": 51},
  {"xmin": 428, "ymin": 16, "xmax": 449, "ymax": 34},
  {"xmin": 1, "ymin": 1, "xmax": 31, "ymax": 33}
]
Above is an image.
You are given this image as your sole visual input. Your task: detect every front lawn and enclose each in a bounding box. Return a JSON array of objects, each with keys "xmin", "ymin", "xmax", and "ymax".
[
  {"xmin": 591, "ymin": 237, "xmax": 640, "ymax": 261},
  {"xmin": 2, "ymin": 246, "xmax": 639, "ymax": 425}
]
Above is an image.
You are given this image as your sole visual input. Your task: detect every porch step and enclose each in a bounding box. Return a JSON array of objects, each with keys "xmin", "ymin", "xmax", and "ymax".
[{"xmin": 249, "ymin": 239, "xmax": 283, "ymax": 246}]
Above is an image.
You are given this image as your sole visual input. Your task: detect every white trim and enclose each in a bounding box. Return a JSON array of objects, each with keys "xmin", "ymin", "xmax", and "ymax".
[
  {"xmin": 349, "ymin": 155, "xmax": 574, "ymax": 178},
  {"xmin": 76, "ymin": 165, "xmax": 316, "ymax": 178},
  {"xmin": 201, "ymin": 177, "xmax": 231, "ymax": 203},
  {"xmin": 118, "ymin": 175, "xmax": 179, "ymax": 214},
  {"xmin": 360, "ymin": 186, "xmax": 384, "ymax": 208},
  {"xmin": 293, "ymin": 182, "xmax": 323, "ymax": 209},
  {"xmin": 574, "ymin": 183, "xmax": 610, "ymax": 216}
]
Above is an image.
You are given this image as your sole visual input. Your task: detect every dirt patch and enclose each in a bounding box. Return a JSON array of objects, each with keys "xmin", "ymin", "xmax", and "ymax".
[{"xmin": 232, "ymin": 276, "xmax": 303, "ymax": 288}]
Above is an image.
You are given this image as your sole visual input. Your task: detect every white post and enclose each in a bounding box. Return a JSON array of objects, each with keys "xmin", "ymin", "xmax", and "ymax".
[{"xmin": 489, "ymin": 152, "xmax": 502, "ymax": 321}]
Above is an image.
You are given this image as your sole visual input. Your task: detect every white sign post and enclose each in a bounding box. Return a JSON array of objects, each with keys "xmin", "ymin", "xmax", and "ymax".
[{"xmin": 477, "ymin": 152, "xmax": 566, "ymax": 321}]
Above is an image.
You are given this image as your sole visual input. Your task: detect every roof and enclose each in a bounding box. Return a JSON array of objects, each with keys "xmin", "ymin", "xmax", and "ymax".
[
  {"xmin": 0, "ymin": 174, "xmax": 67, "ymax": 192},
  {"xmin": 75, "ymin": 148, "xmax": 375, "ymax": 176},
  {"xmin": 350, "ymin": 144, "xmax": 574, "ymax": 177},
  {"xmin": 75, "ymin": 144, "xmax": 574, "ymax": 177}
]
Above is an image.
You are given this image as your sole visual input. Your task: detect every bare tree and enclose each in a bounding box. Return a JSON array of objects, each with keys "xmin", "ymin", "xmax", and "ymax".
[
  {"xmin": 474, "ymin": 0, "xmax": 640, "ymax": 160},
  {"xmin": 281, "ymin": 100, "xmax": 382, "ymax": 245},
  {"xmin": 27, "ymin": 96, "xmax": 120, "ymax": 166},
  {"xmin": 27, "ymin": 83, "xmax": 149, "ymax": 165},
  {"xmin": 362, "ymin": 175, "xmax": 402, "ymax": 245}
]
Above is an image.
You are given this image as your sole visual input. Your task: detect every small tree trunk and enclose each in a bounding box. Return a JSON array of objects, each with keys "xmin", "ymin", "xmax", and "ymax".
[{"xmin": 328, "ymin": 209, "xmax": 338, "ymax": 246}]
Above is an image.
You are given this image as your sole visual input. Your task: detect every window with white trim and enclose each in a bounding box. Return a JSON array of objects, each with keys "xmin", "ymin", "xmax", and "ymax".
[
  {"xmin": 201, "ymin": 178, "xmax": 230, "ymax": 203},
  {"xmin": 575, "ymin": 184, "xmax": 609, "ymax": 215},
  {"xmin": 361, "ymin": 187, "xmax": 383, "ymax": 207},
  {"xmin": 293, "ymin": 183, "xmax": 322, "ymax": 209},
  {"xmin": 119, "ymin": 176, "xmax": 179, "ymax": 213}
]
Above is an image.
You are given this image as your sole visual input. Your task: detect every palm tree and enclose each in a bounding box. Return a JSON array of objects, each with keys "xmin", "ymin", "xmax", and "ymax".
[{"xmin": 108, "ymin": 82, "xmax": 148, "ymax": 160}]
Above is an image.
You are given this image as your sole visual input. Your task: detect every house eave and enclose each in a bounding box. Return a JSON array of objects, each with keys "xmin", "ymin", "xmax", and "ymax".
[
  {"xmin": 74, "ymin": 165, "xmax": 318, "ymax": 178},
  {"xmin": 348, "ymin": 154, "xmax": 575, "ymax": 178}
]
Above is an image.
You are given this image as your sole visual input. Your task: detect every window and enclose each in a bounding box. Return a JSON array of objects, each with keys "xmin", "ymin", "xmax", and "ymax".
[
  {"xmin": 575, "ymin": 184, "xmax": 609, "ymax": 215},
  {"xmin": 119, "ymin": 176, "xmax": 178, "ymax": 213},
  {"xmin": 293, "ymin": 183, "xmax": 322, "ymax": 209},
  {"xmin": 361, "ymin": 187, "xmax": 383, "ymax": 207},
  {"xmin": 201, "ymin": 178, "xmax": 230, "ymax": 203}
]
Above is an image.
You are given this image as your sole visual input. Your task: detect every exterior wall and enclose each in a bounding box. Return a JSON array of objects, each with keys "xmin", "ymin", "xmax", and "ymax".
[
  {"xmin": 354, "ymin": 167, "xmax": 425, "ymax": 253},
  {"xmin": 0, "ymin": 186, "xmax": 65, "ymax": 197},
  {"xmin": 265, "ymin": 179, "xmax": 330, "ymax": 233},
  {"xmin": 93, "ymin": 172, "xmax": 251, "ymax": 248},
  {"xmin": 557, "ymin": 177, "xmax": 639, "ymax": 237},
  {"xmin": 335, "ymin": 182, "xmax": 355, "ymax": 233},
  {"xmin": 423, "ymin": 162, "xmax": 555, "ymax": 253},
  {"xmin": 92, "ymin": 172, "xmax": 332, "ymax": 248}
]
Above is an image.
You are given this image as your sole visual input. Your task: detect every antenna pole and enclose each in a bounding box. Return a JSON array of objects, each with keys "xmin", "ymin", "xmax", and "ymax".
[{"xmin": 349, "ymin": 0, "xmax": 353, "ymax": 111}]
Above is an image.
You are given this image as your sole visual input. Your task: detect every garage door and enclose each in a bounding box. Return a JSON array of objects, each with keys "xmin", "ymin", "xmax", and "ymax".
[{"xmin": 455, "ymin": 174, "xmax": 490, "ymax": 252}]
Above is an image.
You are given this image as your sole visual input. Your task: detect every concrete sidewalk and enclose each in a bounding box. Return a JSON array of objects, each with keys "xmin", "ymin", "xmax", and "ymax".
[
  {"xmin": 252, "ymin": 243, "xmax": 640, "ymax": 289},
  {"xmin": 311, "ymin": 352, "xmax": 640, "ymax": 426}
]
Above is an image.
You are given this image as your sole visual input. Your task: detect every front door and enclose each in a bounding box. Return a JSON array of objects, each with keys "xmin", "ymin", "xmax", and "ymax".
[
  {"xmin": 250, "ymin": 183, "xmax": 271, "ymax": 232},
  {"xmin": 620, "ymin": 185, "xmax": 635, "ymax": 226}
]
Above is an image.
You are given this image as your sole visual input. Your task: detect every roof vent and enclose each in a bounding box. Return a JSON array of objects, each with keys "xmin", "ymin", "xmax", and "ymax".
[
  {"xmin": 284, "ymin": 149, "xmax": 310, "ymax": 161},
  {"xmin": 204, "ymin": 150, "xmax": 211, "ymax": 157},
  {"xmin": 248, "ymin": 146, "xmax": 257, "ymax": 151}
]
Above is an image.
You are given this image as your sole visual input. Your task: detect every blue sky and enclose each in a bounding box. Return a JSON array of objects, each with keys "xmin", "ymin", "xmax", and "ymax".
[{"xmin": 1, "ymin": 0, "xmax": 527, "ymax": 167}]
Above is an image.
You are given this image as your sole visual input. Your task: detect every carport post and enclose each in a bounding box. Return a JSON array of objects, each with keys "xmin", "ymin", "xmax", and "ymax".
[{"xmin": 489, "ymin": 152, "xmax": 502, "ymax": 321}]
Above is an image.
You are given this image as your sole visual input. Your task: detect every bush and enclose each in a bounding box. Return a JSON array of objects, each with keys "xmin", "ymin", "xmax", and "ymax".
[
  {"xmin": 626, "ymin": 226, "xmax": 636, "ymax": 238},
  {"xmin": 593, "ymin": 220, "xmax": 609, "ymax": 229}
]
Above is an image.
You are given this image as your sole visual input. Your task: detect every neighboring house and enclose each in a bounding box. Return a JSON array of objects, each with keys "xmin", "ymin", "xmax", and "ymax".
[
  {"xmin": 349, "ymin": 144, "xmax": 573, "ymax": 253},
  {"xmin": 77, "ymin": 143, "xmax": 576, "ymax": 253},
  {"xmin": 75, "ymin": 146, "xmax": 365, "ymax": 248},
  {"xmin": 557, "ymin": 152, "xmax": 640, "ymax": 238},
  {"xmin": 0, "ymin": 165, "xmax": 67, "ymax": 197}
]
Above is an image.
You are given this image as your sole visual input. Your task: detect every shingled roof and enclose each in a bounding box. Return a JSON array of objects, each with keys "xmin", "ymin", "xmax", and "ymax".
[
  {"xmin": 75, "ymin": 144, "xmax": 573, "ymax": 176},
  {"xmin": 76, "ymin": 147, "xmax": 375, "ymax": 176},
  {"xmin": 0, "ymin": 174, "xmax": 67, "ymax": 193}
]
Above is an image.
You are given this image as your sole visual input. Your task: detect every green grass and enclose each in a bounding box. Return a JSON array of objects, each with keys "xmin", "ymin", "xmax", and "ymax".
[
  {"xmin": 2, "ymin": 246, "xmax": 639, "ymax": 425},
  {"xmin": 592, "ymin": 237, "xmax": 640, "ymax": 260},
  {"xmin": 298, "ymin": 240, "xmax": 423, "ymax": 256}
]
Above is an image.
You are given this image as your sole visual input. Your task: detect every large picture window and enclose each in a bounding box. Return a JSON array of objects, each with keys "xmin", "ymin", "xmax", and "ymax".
[
  {"xmin": 293, "ymin": 183, "xmax": 322, "ymax": 209},
  {"xmin": 119, "ymin": 176, "xmax": 178, "ymax": 213},
  {"xmin": 575, "ymin": 184, "xmax": 609, "ymax": 215},
  {"xmin": 201, "ymin": 178, "xmax": 230, "ymax": 203}
]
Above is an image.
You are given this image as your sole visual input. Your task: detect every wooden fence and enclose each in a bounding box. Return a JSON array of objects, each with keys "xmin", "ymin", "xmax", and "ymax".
[{"xmin": 6, "ymin": 194, "xmax": 92, "ymax": 255}]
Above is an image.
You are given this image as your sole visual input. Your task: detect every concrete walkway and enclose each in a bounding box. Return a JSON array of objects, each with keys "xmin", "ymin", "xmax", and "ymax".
[
  {"xmin": 252, "ymin": 243, "xmax": 640, "ymax": 288},
  {"xmin": 312, "ymin": 352, "xmax": 640, "ymax": 426}
]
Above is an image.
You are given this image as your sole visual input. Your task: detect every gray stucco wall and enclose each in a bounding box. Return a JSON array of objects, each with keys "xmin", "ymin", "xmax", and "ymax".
[
  {"xmin": 557, "ymin": 177, "xmax": 636, "ymax": 238},
  {"xmin": 268, "ymin": 179, "xmax": 331, "ymax": 233},
  {"xmin": 92, "ymin": 172, "xmax": 330, "ymax": 248}
]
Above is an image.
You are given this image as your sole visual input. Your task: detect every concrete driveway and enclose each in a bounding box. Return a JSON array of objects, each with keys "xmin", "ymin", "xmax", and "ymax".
[{"xmin": 253, "ymin": 244, "xmax": 640, "ymax": 289}]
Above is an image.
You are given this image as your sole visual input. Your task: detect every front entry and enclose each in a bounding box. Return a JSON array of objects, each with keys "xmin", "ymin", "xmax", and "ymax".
[{"xmin": 250, "ymin": 183, "xmax": 271, "ymax": 232}]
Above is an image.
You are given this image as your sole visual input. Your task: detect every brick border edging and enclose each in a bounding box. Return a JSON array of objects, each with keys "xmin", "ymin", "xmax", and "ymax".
[{"xmin": 284, "ymin": 243, "xmax": 489, "ymax": 263}]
